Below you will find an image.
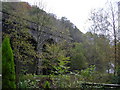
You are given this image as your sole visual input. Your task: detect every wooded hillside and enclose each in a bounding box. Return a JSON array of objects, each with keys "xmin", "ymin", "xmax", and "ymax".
[{"xmin": 2, "ymin": 2, "xmax": 120, "ymax": 89}]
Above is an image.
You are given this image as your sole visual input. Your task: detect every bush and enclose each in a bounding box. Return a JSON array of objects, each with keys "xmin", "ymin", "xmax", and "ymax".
[
  {"xmin": 18, "ymin": 79, "xmax": 38, "ymax": 88},
  {"xmin": 112, "ymin": 67, "xmax": 120, "ymax": 84},
  {"xmin": 18, "ymin": 74, "xmax": 52, "ymax": 88},
  {"xmin": 43, "ymin": 81, "xmax": 50, "ymax": 88},
  {"xmin": 2, "ymin": 37, "xmax": 16, "ymax": 88},
  {"xmin": 117, "ymin": 67, "xmax": 120, "ymax": 84},
  {"xmin": 18, "ymin": 74, "xmax": 38, "ymax": 88},
  {"xmin": 80, "ymin": 65, "xmax": 96, "ymax": 82}
]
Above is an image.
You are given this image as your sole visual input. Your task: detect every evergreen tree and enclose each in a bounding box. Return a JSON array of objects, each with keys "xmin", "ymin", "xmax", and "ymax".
[{"xmin": 2, "ymin": 37, "xmax": 16, "ymax": 88}]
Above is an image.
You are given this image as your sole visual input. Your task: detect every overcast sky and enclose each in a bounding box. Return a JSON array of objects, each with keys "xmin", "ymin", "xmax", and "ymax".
[{"xmin": 20, "ymin": 0, "xmax": 119, "ymax": 33}]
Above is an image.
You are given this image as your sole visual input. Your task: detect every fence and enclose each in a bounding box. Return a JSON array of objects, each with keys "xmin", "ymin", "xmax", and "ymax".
[{"xmin": 81, "ymin": 82, "xmax": 120, "ymax": 89}]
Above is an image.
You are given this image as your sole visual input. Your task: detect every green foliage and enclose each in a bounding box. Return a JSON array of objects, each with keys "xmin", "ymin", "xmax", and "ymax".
[
  {"xmin": 81, "ymin": 65, "xmax": 96, "ymax": 82},
  {"xmin": 45, "ymin": 75, "xmax": 83, "ymax": 88},
  {"xmin": 43, "ymin": 81, "xmax": 50, "ymax": 88},
  {"xmin": 18, "ymin": 74, "xmax": 38, "ymax": 88},
  {"xmin": 18, "ymin": 74, "xmax": 114, "ymax": 88},
  {"xmin": 18, "ymin": 79, "xmax": 38, "ymax": 88},
  {"xmin": 51, "ymin": 75, "xmax": 71, "ymax": 88},
  {"xmin": 2, "ymin": 2, "xmax": 116, "ymax": 87},
  {"xmin": 83, "ymin": 32, "xmax": 112, "ymax": 73},
  {"xmin": 113, "ymin": 67, "xmax": 120, "ymax": 84},
  {"xmin": 0, "ymin": 46, "xmax": 2, "ymax": 89},
  {"xmin": 29, "ymin": 6, "xmax": 50, "ymax": 25},
  {"xmin": 70, "ymin": 43, "xmax": 87, "ymax": 70},
  {"xmin": 41, "ymin": 43, "xmax": 70, "ymax": 75},
  {"xmin": 3, "ymin": 2, "xmax": 38, "ymax": 75},
  {"xmin": 2, "ymin": 37, "xmax": 16, "ymax": 88},
  {"xmin": 117, "ymin": 43, "xmax": 120, "ymax": 84},
  {"xmin": 0, "ymin": 46, "xmax": 2, "ymax": 74}
]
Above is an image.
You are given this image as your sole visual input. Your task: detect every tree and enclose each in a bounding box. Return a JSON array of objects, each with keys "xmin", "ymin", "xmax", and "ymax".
[
  {"xmin": 82, "ymin": 32, "xmax": 112, "ymax": 73},
  {"xmin": 70, "ymin": 43, "xmax": 87, "ymax": 70},
  {"xmin": 109, "ymin": 2, "xmax": 118, "ymax": 75},
  {"xmin": 88, "ymin": 2, "xmax": 118, "ymax": 74},
  {"xmin": 89, "ymin": 8, "xmax": 110, "ymax": 35},
  {"xmin": 2, "ymin": 2, "xmax": 38, "ymax": 86},
  {"xmin": 117, "ymin": 42, "xmax": 120, "ymax": 84},
  {"xmin": 29, "ymin": 2, "xmax": 52, "ymax": 74},
  {"xmin": 0, "ymin": 45, "xmax": 1, "ymax": 75},
  {"xmin": 118, "ymin": 42, "xmax": 120, "ymax": 66},
  {"xmin": 2, "ymin": 37, "xmax": 16, "ymax": 88},
  {"xmin": 0, "ymin": 45, "xmax": 1, "ymax": 90},
  {"xmin": 41, "ymin": 43, "xmax": 70, "ymax": 75}
]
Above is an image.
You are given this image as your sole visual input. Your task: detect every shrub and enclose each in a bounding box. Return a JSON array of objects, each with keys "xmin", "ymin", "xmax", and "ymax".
[
  {"xmin": 18, "ymin": 79, "xmax": 38, "ymax": 88},
  {"xmin": 117, "ymin": 67, "xmax": 120, "ymax": 84},
  {"xmin": 81, "ymin": 65, "xmax": 95, "ymax": 82},
  {"xmin": 2, "ymin": 37, "xmax": 16, "ymax": 88},
  {"xmin": 112, "ymin": 67, "xmax": 120, "ymax": 84},
  {"xmin": 43, "ymin": 81, "xmax": 50, "ymax": 88}
]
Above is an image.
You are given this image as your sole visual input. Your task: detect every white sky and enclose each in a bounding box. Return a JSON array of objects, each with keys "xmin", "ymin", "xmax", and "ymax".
[{"xmin": 20, "ymin": 0, "xmax": 119, "ymax": 33}]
